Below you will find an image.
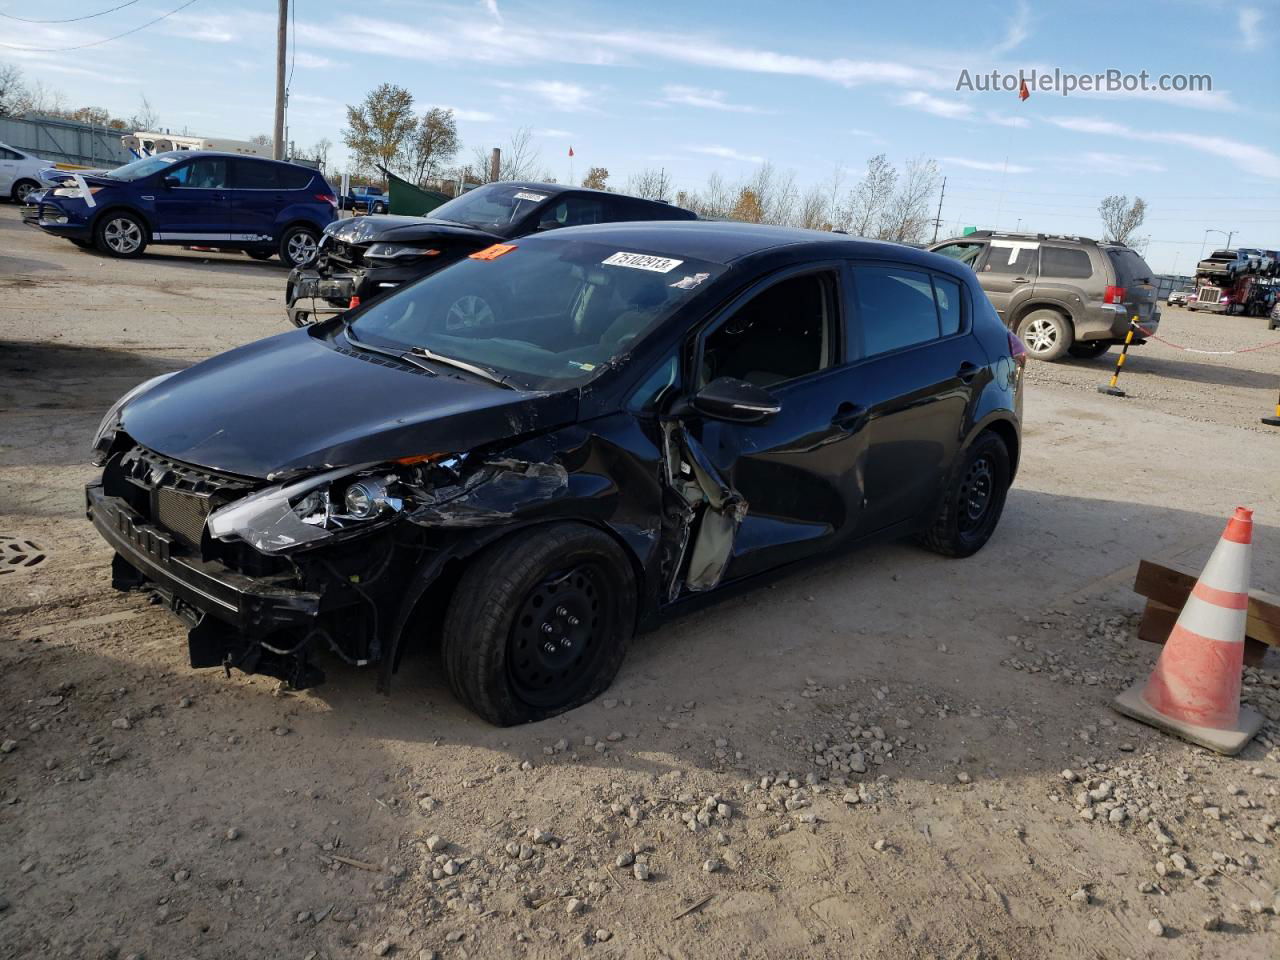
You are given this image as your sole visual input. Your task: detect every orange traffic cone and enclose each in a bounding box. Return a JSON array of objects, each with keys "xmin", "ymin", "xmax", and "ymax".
[{"xmin": 1113, "ymin": 507, "xmax": 1263, "ymax": 755}]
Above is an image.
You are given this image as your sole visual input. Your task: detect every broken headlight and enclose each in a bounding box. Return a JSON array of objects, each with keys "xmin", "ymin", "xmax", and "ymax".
[
  {"xmin": 207, "ymin": 467, "xmax": 405, "ymax": 555},
  {"xmin": 364, "ymin": 242, "xmax": 440, "ymax": 261},
  {"xmin": 91, "ymin": 371, "xmax": 179, "ymax": 465}
]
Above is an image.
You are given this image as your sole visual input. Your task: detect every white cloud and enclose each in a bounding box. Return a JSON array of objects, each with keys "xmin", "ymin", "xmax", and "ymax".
[
  {"xmin": 849, "ymin": 128, "xmax": 880, "ymax": 138},
  {"xmin": 991, "ymin": 0, "xmax": 1031, "ymax": 55},
  {"xmin": 660, "ymin": 85, "xmax": 766, "ymax": 113},
  {"xmin": 688, "ymin": 145, "xmax": 765, "ymax": 164},
  {"xmin": 432, "ymin": 105, "xmax": 498, "ymax": 122},
  {"xmin": 495, "ymin": 79, "xmax": 595, "ymax": 112},
  {"xmin": 1049, "ymin": 116, "xmax": 1280, "ymax": 178},
  {"xmin": 942, "ymin": 157, "xmax": 1032, "ymax": 174},
  {"xmin": 986, "ymin": 112, "xmax": 1030, "ymax": 128},
  {"xmin": 1074, "ymin": 153, "xmax": 1166, "ymax": 176},
  {"xmin": 482, "ymin": 0, "xmax": 502, "ymax": 24},
  {"xmin": 1239, "ymin": 7, "xmax": 1263, "ymax": 49},
  {"xmin": 165, "ymin": 14, "xmax": 240, "ymax": 43},
  {"xmin": 532, "ymin": 128, "xmax": 573, "ymax": 138},
  {"xmin": 897, "ymin": 91, "xmax": 973, "ymax": 119},
  {"xmin": 292, "ymin": 51, "xmax": 333, "ymax": 69}
]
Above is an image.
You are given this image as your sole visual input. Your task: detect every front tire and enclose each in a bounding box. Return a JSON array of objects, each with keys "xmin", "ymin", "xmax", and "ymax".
[
  {"xmin": 279, "ymin": 225, "xmax": 320, "ymax": 268},
  {"xmin": 94, "ymin": 211, "xmax": 147, "ymax": 258},
  {"xmin": 919, "ymin": 431, "xmax": 1011, "ymax": 559},
  {"xmin": 1016, "ymin": 310, "xmax": 1073, "ymax": 362},
  {"xmin": 245, "ymin": 249, "xmax": 274, "ymax": 261},
  {"xmin": 440, "ymin": 523, "xmax": 635, "ymax": 726}
]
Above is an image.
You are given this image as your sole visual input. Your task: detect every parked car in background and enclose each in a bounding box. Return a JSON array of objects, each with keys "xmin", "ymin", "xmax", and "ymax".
[
  {"xmin": 86, "ymin": 221, "xmax": 1023, "ymax": 724},
  {"xmin": 26, "ymin": 151, "xmax": 337, "ymax": 267},
  {"xmin": 1196, "ymin": 249, "xmax": 1250, "ymax": 281},
  {"xmin": 340, "ymin": 185, "xmax": 388, "ymax": 214},
  {"xmin": 286, "ymin": 180, "xmax": 698, "ymax": 325},
  {"xmin": 1167, "ymin": 289, "xmax": 1192, "ymax": 306},
  {"xmin": 0, "ymin": 141, "xmax": 57, "ymax": 203},
  {"xmin": 930, "ymin": 230, "xmax": 1159, "ymax": 361},
  {"xmin": 1270, "ymin": 300, "xmax": 1279, "ymax": 331}
]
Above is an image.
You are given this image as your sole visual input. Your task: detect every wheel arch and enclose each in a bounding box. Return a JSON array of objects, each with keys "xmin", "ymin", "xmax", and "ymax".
[
  {"xmin": 90, "ymin": 204, "xmax": 155, "ymax": 241},
  {"xmin": 379, "ymin": 516, "xmax": 647, "ymax": 692},
  {"xmin": 965, "ymin": 413, "xmax": 1020, "ymax": 481},
  {"xmin": 1011, "ymin": 299, "xmax": 1077, "ymax": 330},
  {"xmin": 10, "ymin": 177, "xmax": 41, "ymax": 200}
]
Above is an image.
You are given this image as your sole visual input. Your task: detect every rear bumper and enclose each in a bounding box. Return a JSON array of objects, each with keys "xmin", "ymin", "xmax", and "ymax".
[
  {"xmin": 1076, "ymin": 304, "xmax": 1159, "ymax": 341},
  {"xmin": 86, "ymin": 482, "xmax": 321, "ymax": 633}
]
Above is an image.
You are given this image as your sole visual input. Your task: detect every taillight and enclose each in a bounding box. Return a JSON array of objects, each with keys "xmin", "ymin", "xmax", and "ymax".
[
  {"xmin": 1103, "ymin": 285, "xmax": 1126, "ymax": 304},
  {"xmin": 316, "ymin": 193, "xmax": 337, "ymax": 207},
  {"xmin": 1007, "ymin": 329, "xmax": 1027, "ymax": 366}
]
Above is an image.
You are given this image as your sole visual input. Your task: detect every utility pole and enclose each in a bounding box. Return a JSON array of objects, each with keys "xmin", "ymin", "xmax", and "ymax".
[
  {"xmin": 489, "ymin": 147, "xmax": 501, "ymax": 182},
  {"xmin": 273, "ymin": 0, "xmax": 287, "ymax": 161},
  {"xmin": 930, "ymin": 177, "xmax": 946, "ymax": 243}
]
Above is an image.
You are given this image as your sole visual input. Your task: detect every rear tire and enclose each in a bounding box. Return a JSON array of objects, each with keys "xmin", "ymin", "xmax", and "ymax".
[
  {"xmin": 11, "ymin": 179, "xmax": 40, "ymax": 203},
  {"xmin": 440, "ymin": 523, "xmax": 635, "ymax": 726},
  {"xmin": 94, "ymin": 211, "xmax": 147, "ymax": 258},
  {"xmin": 919, "ymin": 431, "xmax": 1011, "ymax": 559},
  {"xmin": 279, "ymin": 225, "xmax": 320, "ymax": 268},
  {"xmin": 1068, "ymin": 341, "xmax": 1110, "ymax": 359},
  {"xmin": 1016, "ymin": 310, "xmax": 1073, "ymax": 362}
]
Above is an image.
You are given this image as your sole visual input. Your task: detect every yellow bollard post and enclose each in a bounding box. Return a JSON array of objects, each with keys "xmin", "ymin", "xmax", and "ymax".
[
  {"xmin": 1097, "ymin": 318, "xmax": 1138, "ymax": 397},
  {"xmin": 1263, "ymin": 387, "xmax": 1280, "ymax": 426}
]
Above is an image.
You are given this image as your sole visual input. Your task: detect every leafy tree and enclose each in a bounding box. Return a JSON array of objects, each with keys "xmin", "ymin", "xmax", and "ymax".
[
  {"xmin": 1098, "ymin": 194, "xmax": 1147, "ymax": 245},
  {"xmin": 408, "ymin": 107, "xmax": 459, "ymax": 185},
  {"xmin": 344, "ymin": 83, "xmax": 416, "ymax": 177},
  {"xmin": 730, "ymin": 187, "xmax": 764, "ymax": 223},
  {"xmin": 581, "ymin": 166, "xmax": 609, "ymax": 190}
]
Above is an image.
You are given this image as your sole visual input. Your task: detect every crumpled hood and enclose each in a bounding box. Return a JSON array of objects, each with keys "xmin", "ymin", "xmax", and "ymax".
[
  {"xmin": 326, "ymin": 215, "xmax": 501, "ymax": 246},
  {"xmin": 119, "ymin": 328, "xmax": 578, "ymax": 480}
]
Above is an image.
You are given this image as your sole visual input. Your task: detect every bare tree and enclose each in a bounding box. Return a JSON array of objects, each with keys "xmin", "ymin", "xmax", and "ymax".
[
  {"xmin": 304, "ymin": 137, "xmax": 333, "ymax": 175},
  {"xmin": 625, "ymin": 167, "xmax": 672, "ymax": 201},
  {"xmin": 249, "ymin": 133, "xmax": 273, "ymax": 146},
  {"xmin": 128, "ymin": 95, "xmax": 159, "ymax": 131},
  {"xmin": 743, "ymin": 162, "xmax": 798, "ymax": 226},
  {"xmin": 344, "ymin": 83, "xmax": 417, "ymax": 178},
  {"xmin": 581, "ymin": 166, "xmax": 609, "ymax": 190},
  {"xmin": 0, "ymin": 63, "xmax": 25, "ymax": 117},
  {"xmin": 1098, "ymin": 194, "xmax": 1147, "ymax": 245},
  {"xmin": 881, "ymin": 157, "xmax": 940, "ymax": 243},
  {"xmin": 467, "ymin": 127, "xmax": 546, "ymax": 183},
  {"xmin": 14, "ymin": 78, "xmax": 67, "ymax": 117},
  {"xmin": 407, "ymin": 108, "xmax": 459, "ymax": 185},
  {"xmin": 843, "ymin": 154, "xmax": 898, "ymax": 238},
  {"xmin": 799, "ymin": 184, "xmax": 830, "ymax": 230}
]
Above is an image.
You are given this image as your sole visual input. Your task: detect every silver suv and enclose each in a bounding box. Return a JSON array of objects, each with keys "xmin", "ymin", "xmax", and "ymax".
[{"xmin": 930, "ymin": 231, "xmax": 1160, "ymax": 361}]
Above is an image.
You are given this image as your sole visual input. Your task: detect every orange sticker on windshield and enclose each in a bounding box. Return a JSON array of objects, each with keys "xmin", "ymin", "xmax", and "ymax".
[{"xmin": 469, "ymin": 243, "xmax": 517, "ymax": 260}]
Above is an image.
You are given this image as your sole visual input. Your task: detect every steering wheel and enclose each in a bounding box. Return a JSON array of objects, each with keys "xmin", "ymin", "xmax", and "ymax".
[{"xmin": 446, "ymin": 295, "xmax": 497, "ymax": 330}]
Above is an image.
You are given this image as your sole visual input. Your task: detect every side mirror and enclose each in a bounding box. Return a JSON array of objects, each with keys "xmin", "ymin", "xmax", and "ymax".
[
  {"xmin": 162, "ymin": 176, "xmax": 180, "ymax": 189},
  {"xmin": 688, "ymin": 376, "xmax": 781, "ymax": 424}
]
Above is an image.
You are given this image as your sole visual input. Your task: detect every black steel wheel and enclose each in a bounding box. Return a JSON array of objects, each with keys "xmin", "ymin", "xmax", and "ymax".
[
  {"xmin": 919, "ymin": 431, "xmax": 1011, "ymax": 558},
  {"xmin": 440, "ymin": 523, "xmax": 635, "ymax": 725}
]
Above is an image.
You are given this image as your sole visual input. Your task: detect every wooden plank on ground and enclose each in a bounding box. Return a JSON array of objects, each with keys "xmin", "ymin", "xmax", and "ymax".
[{"xmin": 1132, "ymin": 559, "xmax": 1279, "ymax": 650}]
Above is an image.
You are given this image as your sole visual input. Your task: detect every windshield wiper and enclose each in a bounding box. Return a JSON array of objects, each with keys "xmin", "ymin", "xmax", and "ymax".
[
  {"xmin": 344, "ymin": 329, "xmax": 438, "ymax": 375},
  {"xmin": 409, "ymin": 346, "xmax": 512, "ymax": 388}
]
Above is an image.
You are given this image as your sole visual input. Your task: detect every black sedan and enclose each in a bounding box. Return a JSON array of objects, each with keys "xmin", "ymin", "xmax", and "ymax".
[
  {"xmin": 87, "ymin": 221, "xmax": 1024, "ymax": 725},
  {"xmin": 286, "ymin": 181, "xmax": 697, "ymax": 326}
]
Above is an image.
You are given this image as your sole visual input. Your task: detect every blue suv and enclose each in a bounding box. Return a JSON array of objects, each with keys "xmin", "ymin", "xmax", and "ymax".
[{"xmin": 28, "ymin": 151, "xmax": 337, "ymax": 267}]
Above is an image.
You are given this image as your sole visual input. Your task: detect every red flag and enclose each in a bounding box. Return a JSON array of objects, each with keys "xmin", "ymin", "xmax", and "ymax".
[
  {"xmin": 1018, "ymin": 79, "xmax": 1030, "ymax": 102},
  {"xmin": 568, "ymin": 145, "xmax": 575, "ymax": 157}
]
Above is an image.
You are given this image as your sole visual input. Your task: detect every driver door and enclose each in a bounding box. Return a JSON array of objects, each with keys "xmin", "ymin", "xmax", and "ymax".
[
  {"xmin": 150, "ymin": 156, "xmax": 232, "ymax": 243},
  {"xmin": 684, "ymin": 265, "xmax": 868, "ymax": 582}
]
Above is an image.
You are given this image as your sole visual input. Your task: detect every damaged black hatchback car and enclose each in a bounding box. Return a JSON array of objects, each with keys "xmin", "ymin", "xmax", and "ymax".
[{"xmin": 87, "ymin": 221, "xmax": 1024, "ymax": 725}]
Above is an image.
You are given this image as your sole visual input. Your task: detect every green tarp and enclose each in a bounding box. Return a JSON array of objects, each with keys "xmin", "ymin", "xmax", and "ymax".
[{"xmin": 379, "ymin": 166, "xmax": 451, "ymax": 217}]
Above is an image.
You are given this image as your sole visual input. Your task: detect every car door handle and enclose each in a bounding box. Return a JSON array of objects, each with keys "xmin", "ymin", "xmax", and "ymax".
[
  {"xmin": 956, "ymin": 362, "xmax": 981, "ymax": 383},
  {"xmin": 832, "ymin": 402, "xmax": 868, "ymax": 430},
  {"xmin": 1011, "ymin": 277, "xmax": 1031, "ymax": 284}
]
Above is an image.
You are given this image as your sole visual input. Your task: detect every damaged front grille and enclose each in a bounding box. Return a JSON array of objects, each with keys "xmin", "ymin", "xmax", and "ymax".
[
  {"xmin": 154, "ymin": 488, "xmax": 213, "ymax": 545},
  {"xmin": 325, "ymin": 241, "xmax": 365, "ymax": 270}
]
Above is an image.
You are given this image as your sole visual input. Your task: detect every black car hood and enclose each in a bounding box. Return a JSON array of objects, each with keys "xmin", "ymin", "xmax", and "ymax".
[
  {"xmin": 327, "ymin": 215, "xmax": 504, "ymax": 245},
  {"xmin": 120, "ymin": 329, "xmax": 578, "ymax": 480}
]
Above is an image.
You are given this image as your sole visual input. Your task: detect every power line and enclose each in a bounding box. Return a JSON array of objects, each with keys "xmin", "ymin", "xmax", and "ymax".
[
  {"xmin": 0, "ymin": 0, "xmax": 142, "ymax": 23},
  {"xmin": 0, "ymin": 0, "xmax": 199, "ymax": 51}
]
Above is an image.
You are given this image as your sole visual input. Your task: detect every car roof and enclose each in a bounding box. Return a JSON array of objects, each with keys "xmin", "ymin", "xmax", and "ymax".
[
  {"xmin": 154, "ymin": 150, "xmax": 311, "ymax": 168},
  {"xmin": 530, "ymin": 219, "xmax": 962, "ymax": 269},
  {"xmin": 487, "ymin": 180, "xmax": 695, "ymax": 214}
]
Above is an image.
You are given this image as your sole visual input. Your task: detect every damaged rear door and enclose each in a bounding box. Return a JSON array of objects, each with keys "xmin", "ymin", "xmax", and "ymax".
[{"xmin": 669, "ymin": 265, "xmax": 869, "ymax": 589}]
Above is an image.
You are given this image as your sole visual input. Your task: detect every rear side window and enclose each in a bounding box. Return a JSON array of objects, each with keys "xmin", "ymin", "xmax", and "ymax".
[
  {"xmin": 982, "ymin": 242, "xmax": 1038, "ymax": 276},
  {"xmin": 234, "ymin": 159, "xmax": 280, "ymax": 189},
  {"xmin": 168, "ymin": 157, "xmax": 228, "ymax": 189},
  {"xmin": 851, "ymin": 265, "xmax": 958, "ymax": 357},
  {"xmin": 0, "ymin": 146, "xmax": 22, "ymax": 160},
  {"xmin": 1040, "ymin": 246, "xmax": 1093, "ymax": 279},
  {"xmin": 1106, "ymin": 248, "xmax": 1154, "ymax": 284},
  {"xmin": 277, "ymin": 164, "xmax": 314, "ymax": 190}
]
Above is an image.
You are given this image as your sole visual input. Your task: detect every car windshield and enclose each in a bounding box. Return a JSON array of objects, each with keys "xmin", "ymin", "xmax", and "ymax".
[
  {"xmin": 103, "ymin": 154, "xmax": 180, "ymax": 181},
  {"xmin": 429, "ymin": 183, "xmax": 553, "ymax": 230},
  {"xmin": 348, "ymin": 237, "xmax": 725, "ymax": 389}
]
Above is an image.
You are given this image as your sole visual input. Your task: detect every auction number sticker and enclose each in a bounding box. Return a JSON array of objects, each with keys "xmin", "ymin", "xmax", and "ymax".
[
  {"xmin": 602, "ymin": 251, "xmax": 684, "ymax": 273},
  {"xmin": 513, "ymin": 191, "xmax": 548, "ymax": 202}
]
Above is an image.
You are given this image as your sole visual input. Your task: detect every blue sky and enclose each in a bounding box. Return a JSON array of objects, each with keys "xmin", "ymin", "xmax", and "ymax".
[{"xmin": 4, "ymin": 0, "xmax": 1279, "ymax": 273}]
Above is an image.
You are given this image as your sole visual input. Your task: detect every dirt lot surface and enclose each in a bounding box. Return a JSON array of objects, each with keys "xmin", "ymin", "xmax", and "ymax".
[{"xmin": 3, "ymin": 204, "xmax": 1279, "ymax": 959}]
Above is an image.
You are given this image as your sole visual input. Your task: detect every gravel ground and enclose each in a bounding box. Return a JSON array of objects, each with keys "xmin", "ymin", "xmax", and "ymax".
[{"xmin": 2, "ymin": 204, "xmax": 1279, "ymax": 959}]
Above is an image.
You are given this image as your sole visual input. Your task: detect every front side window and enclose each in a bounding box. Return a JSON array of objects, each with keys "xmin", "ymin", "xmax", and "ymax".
[
  {"xmin": 349, "ymin": 238, "xmax": 726, "ymax": 389},
  {"xmin": 933, "ymin": 241, "xmax": 985, "ymax": 268},
  {"xmin": 982, "ymin": 242, "xmax": 1039, "ymax": 276},
  {"xmin": 701, "ymin": 272, "xmax": 835, "ymax": 388},
  {"xmin": 851, "ymin": 265, "xmax": 959, "ymax": 357},
  {"xmin": 168, "ymin": 158, "xmax": 228, "ymax": 189},
  {"xmin": 105, "ymin": 154, "xmax": 178, "ymax": 181}
]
